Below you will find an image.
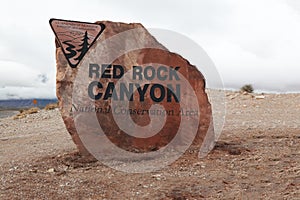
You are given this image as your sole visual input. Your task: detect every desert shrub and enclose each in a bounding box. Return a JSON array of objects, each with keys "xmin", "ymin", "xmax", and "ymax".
[
  {"xmin": 44, "ymin": 102, "xmax": 58, "ymax": 110},
  {"xmin": 240, "ymin": 84, "xmax": 254, "ymax": 93},
  {"xmin": 13, "ymin": 107, "xmax": 39, "ymax": 120},
  {"xmin": 26, "ymin": 107, "xmax": 39, "ymax": 114}
]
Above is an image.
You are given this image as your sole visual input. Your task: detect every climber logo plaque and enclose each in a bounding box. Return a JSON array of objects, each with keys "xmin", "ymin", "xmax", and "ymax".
[{"xmin": 49, "ymin": 19, "xmax": 105, "ymax": 68}]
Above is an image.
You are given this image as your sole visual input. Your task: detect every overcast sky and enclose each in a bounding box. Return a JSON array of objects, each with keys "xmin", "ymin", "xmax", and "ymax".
[{"xmin": 0, "ymin": 0, "xmax": 299, "ymax": 99}]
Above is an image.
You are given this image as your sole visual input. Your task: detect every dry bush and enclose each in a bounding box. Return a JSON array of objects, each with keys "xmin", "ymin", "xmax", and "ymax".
[
  {"xmin": 27, "ymin": 107, "xmax": 39, "ymax": 114},
  {"xmin": 13, "ymin": 107, "xmax": 39, "ymax": 120},
  {"xmin": 240, "ymin": 84, "xmax": 254, "ymax": 93},
  {"xmin": 44, "ymin": 102, "xmax": 59, "ymax": 110}
]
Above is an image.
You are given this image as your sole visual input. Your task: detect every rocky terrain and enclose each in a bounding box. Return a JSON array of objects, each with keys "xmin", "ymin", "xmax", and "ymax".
[{"xmin": 0, "ymin": 91, "xmax": 299, "ymax": 199}]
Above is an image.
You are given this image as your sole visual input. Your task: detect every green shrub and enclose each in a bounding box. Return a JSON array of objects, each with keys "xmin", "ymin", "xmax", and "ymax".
[{"xmin": 240, "ymin": 84, "xmax": 254, "ymax": 93}]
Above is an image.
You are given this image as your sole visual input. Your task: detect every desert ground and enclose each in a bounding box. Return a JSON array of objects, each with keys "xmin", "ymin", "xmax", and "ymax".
[{"xmin": 0, "ymin": 90, "xmax": 299, "ymax": 199}]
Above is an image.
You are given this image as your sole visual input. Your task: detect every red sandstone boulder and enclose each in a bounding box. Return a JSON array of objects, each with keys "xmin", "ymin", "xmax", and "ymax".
[{"xmin": 53, "ymin": 20, "xmax": 214, "ymax": 159}]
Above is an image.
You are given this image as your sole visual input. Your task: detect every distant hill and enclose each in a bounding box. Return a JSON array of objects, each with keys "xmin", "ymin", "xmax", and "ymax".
[{"xmin": 0, "ymin": 99, "xmax": 58, "ymax": 110}]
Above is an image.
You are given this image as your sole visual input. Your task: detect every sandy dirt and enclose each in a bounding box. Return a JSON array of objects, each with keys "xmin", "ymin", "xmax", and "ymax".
[{"xmin": 0, "ymin": 91, "xmax": 299, "ymax": 199}]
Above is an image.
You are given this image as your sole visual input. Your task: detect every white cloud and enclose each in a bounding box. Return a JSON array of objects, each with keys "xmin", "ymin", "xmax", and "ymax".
[
  {"xmin": 0, "ymin": 86, "xmax": 55, "ymax": 100},
  {"xmin": 0, "ymin": 61, "xmax": 41, "ymax": 87},
  {"xmin": 188, "ymin": 0, "xmax": 300, "ymax": 92},
  {"xmin": 0, "ymin": 61, "xmax": 55, "ymax": 99},
  {"xmin": 0, "ymin": 0, "xmax": 300, "ymax": 99}
]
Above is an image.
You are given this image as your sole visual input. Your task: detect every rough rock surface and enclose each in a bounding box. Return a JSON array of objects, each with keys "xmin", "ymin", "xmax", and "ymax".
[{"xmin": 55, "ymin": 21, "xmax": 214, "ymax": 157}]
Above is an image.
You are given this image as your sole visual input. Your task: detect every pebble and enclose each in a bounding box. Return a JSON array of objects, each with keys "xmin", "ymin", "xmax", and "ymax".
[{"xmin": 47, "ymin": 168, "xmax": 55, "ymax": 173}]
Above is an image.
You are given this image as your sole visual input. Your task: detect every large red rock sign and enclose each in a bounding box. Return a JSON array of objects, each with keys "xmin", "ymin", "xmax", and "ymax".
[{"xmin": 54, "ymin": 20, "xmax": 215, "ymax": 159}]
